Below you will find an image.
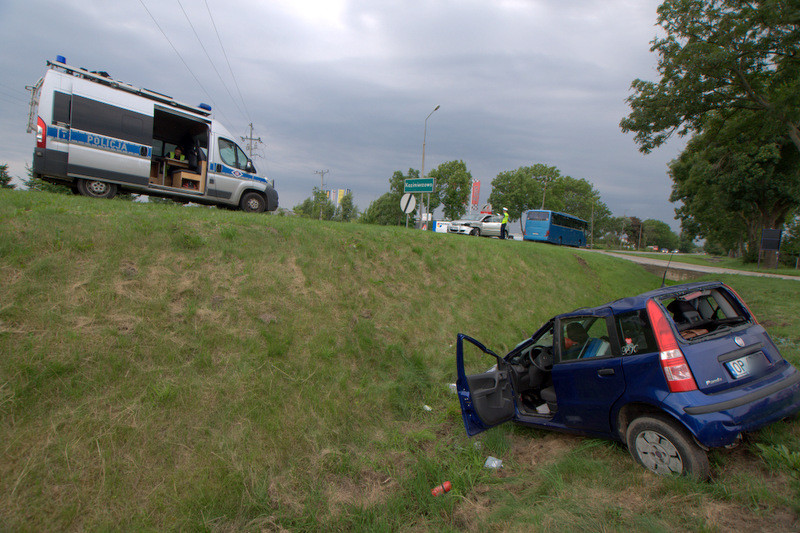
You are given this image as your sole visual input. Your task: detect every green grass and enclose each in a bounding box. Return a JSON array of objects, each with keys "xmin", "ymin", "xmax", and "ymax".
[{"xmin": 1, "ymin": 189, "xmax": 799, "ymax": 531}]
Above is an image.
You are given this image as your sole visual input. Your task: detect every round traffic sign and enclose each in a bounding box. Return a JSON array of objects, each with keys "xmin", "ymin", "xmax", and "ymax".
[{"xmin": 400, "ymin": 193, "xmax": 416, "ymax": 214}]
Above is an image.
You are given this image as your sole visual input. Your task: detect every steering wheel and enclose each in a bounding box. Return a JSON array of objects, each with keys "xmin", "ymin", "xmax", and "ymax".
[{"xmin": 530, "ymin": 346, "xmax": 553, "ymax": 371}]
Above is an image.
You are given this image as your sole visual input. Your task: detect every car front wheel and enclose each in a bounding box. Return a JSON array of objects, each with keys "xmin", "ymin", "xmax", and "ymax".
[
  {"xmin": 240, "ymin": 192, "xmax": 266, "ymax": 213},
  {"xmin": 471, "ymin": 228, "xmax": 481, "ymax": 237},
  {"xmin": 626, "ymin": 415, "xmax": 709, "ymax": 480}
]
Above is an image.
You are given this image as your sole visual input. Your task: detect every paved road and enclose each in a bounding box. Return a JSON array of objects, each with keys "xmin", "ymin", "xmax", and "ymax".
[
  {"xmin": 503, "ymin": 233, "xmax": 797, "ymax": 281},
  {"xmin": 593, "ymin": 251, "xmax": 800, "ymax": 282}
]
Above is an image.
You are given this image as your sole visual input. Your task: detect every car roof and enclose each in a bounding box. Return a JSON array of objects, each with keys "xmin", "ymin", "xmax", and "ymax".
[{"xmin": 556, "ymin": 281, "xmax": 726, "ymax": 319}]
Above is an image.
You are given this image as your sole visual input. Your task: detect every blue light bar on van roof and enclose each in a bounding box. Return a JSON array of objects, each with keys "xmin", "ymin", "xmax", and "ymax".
[
  {"xmin": 199, "ymin": 103, "xmax": 212, "ymax": 112},
  {"xmin": 56, "ymin": 55, "xmax": 66, "ymax": 63}
]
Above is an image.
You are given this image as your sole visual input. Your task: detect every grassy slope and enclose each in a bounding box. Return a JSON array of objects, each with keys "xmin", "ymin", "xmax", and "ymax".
[{"xmin": 1, "ymin": 190, "xmax": 798, "ymax": 531}]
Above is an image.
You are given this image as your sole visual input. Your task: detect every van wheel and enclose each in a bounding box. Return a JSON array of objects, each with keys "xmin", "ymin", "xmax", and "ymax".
[
  {"xmin": 77, "ymin": 179, "xmax": 117, "ymax": 199},
  {"xmin": 626, "ymin": 415, "xmax": 709, "ymax": 480},
  {"xmin": 240, "ymin": 192, "xmax": 266, "ymax": 213}
]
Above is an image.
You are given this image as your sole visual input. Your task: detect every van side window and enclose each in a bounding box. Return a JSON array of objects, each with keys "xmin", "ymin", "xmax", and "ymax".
[
  {"xmin": 53, "ymin": 91, "xmax": 71, "ymax": 125},
  {"xmin": 218, "ymin": 138, "xmax": 250, "ymax": 171}
]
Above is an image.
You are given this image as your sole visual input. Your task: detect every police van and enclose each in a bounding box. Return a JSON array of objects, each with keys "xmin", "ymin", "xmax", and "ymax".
[{"xmin": 28, "ymin": 56, "xmax": 278, "ymax": 212}]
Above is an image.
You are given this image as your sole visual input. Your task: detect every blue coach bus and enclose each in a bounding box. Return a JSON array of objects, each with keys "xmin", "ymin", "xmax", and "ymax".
[{"xmin": 522, "ymin": 210, "xmax": 587, "ymax": 246}]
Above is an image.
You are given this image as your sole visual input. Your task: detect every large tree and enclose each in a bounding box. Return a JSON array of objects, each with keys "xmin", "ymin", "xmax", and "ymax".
[
  {"xmin": 335, "ymin": 191, "xmax": 358, "ymax": 222},
  {"xmin": 294, "ymin": 188, "xmax": 336, "ymax": 220},
  {"xmin": 669, "ymin": 110, "xmax": 800, "ymax": 263},
  {"xmin": 489, "ymin": 165, "xmax": 611, "ymax": 241},
  {"xmin": 361, "ymin": 169, "xmax": 419, "ymax": 226},
  {"xmin": 642, "ymin": 219, "xmax": 680, "ymax": 250},
  {"xmin": 429, "ymin": 160, "xmax": 472, "ymax": 220},
  {"xmin": 487, "ymin": 164, "xmax": 562, "ymax": 220},
  {"xmin": 620, "ymin": 0, "xmax": 800, "ymax": 154}
]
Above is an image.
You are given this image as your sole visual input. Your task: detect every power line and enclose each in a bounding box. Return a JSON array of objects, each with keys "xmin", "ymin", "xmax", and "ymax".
[
  {"xmin": 176, "ymin": 0, "xmax": 246, "ymax": 123},
  {"xmin": 137, "ymin": 0, "xmax": 226, "ymax": 123},
  {"xmin": 203, "ymin": 0, "xmax": 252, "ymax": 122},
  {"xmin": 0, "ymin": 87, "xmax": 26, "ymax": 104}
]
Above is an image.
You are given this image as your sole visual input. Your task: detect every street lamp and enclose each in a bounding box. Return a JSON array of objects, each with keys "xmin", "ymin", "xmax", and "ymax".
[{"xmin": 419, "ymin": 105, "xmax": 440, "ymax": 229}]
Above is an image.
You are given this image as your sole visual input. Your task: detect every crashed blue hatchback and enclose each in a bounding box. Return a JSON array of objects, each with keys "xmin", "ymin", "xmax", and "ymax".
[{"xmin": 456, "ymin": 281, "xmax": 800, "ymax": 479}]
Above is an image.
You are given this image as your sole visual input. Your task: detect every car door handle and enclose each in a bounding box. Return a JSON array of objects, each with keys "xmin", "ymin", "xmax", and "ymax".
[{"xmin": 598, "ymin": 368, "xmax": 615, "ymax": 376}]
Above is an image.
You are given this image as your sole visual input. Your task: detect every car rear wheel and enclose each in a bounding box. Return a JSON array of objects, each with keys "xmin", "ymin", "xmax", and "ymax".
[
  {"xmin": 76, "ymin": 179, "xmax": 118, "ymax": 199},
  {"xmin": 626, "ymin": 415, "xmax": 709, "ymax": 480}
]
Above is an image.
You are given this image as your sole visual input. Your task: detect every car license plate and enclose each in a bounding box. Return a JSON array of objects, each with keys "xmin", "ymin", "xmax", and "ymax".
[{"xmin": 725, "ymin": 355, "xmax": 753, "ymax": 379}]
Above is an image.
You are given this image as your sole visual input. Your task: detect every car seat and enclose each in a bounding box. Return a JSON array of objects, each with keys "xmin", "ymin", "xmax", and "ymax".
[{"xmin": 667, "ymin": 299, "xmax": 702, "ymax": 330}]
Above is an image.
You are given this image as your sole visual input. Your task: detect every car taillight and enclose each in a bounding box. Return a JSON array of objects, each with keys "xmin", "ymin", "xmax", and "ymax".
[
  {"xmin": 36, "ymin": 116, "xmax": 46, "ymax": 149},
  {"xmin": 646, "ymin": 299, "xmax": 698, "ymax": 392}
]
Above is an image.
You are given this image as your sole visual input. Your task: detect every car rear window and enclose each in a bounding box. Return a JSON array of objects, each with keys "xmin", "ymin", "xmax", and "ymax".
[
  {"xmin": 616, "ymin": 310, "xmax": 657, "ymax": 356},
  {"xmin": 659, "ymin": 287, "xmax": 749, "ymax": 340}
]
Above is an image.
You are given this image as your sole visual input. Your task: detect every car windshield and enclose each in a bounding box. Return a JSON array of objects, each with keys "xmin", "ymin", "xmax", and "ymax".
[{"xmin": 457, "ymin": 214, "xmax": 484, "ymax": 222}]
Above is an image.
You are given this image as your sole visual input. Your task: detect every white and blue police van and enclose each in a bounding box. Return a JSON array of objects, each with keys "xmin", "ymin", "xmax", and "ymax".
[{"xmin": 28, "ymin": 56, "xmax": 278, "ymax": 212}]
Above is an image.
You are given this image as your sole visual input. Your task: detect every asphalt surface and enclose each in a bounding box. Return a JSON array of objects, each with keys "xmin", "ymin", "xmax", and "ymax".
[
  {"xmin": 593, "ymin": 250, "xmax": 800, "ymax": 282},
  {"xmin": 482, "ymin": 232, "xmax": 798, "ymax": 282}
]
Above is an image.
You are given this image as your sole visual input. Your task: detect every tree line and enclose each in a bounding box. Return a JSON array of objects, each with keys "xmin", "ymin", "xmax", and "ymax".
[{"xmin": 292, "ymin": 159, "xmax": 687, "ymax": 252}]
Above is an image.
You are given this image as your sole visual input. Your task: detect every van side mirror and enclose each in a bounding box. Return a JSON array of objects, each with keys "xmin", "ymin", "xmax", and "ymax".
[{"xmin": 246, "ymin": 160, "xmax": 255, "ymax": 173}]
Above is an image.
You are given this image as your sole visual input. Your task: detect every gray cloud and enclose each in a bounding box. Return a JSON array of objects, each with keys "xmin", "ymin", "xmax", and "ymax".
[{"xmin": 0, "ymin": 0, "xmax": 683, "ymax": 227}]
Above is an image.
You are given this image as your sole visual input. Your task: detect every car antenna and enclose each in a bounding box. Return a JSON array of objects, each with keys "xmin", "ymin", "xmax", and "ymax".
[{"xmin": 661, "ymin": 252, "xmax": 675, "ymax": 288}]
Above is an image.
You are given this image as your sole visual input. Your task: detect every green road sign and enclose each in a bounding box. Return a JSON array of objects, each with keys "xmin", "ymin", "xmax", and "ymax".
[{"xmin": 404, "ymin": 178, "xmax": 434, "ymax": 193}]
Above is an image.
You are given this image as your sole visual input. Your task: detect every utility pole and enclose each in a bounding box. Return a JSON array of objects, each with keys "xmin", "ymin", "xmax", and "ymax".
[
  {"xmin": 241, "ymin": 123, "xmax": 263, "ymax": 159},
  {"xmin": 315, "ymin": 169, "xmax": 329, "ymax": 220}
]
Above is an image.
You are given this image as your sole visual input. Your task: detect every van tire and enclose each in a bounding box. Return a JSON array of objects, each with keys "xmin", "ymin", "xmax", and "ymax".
[
  {"xmin": 240, "ymin": 192, "xmax": 266, "ymax": 213},
  {"xmin": 626, "ymin": 415, "xmax": 709, "ymax": 480},
  {"xmin": 77, "ymin": 179, "xmax": 117, "ymax": 199}
]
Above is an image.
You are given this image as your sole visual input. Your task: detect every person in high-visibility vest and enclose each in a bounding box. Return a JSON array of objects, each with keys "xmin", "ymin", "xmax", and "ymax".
[
  {"xmin": 500, "ymin": 207, "xmax": 509, "ymax": 239},
  {"xmin": 165, "ymin": 146, "xmax": 186, "ymax": 180}
]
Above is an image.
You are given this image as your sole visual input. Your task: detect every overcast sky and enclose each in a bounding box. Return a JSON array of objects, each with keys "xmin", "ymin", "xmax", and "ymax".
[{"xmin": 0, "ymin": 0, "xmax": 685, "ymax": 228}]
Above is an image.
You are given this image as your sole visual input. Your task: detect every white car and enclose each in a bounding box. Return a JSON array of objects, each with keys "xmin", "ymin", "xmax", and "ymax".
[{"xmin": 447, "ymin": 213, "xmax": 507, "ymax": 238}]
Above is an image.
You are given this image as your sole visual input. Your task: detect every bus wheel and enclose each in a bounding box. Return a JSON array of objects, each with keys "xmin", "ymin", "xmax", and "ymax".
[
  {"xmin": 77, "ymin": 179, "xmax": 117, "ymax": 199},
  {"xmin": 240, "ymin": 192, "xmax": 266, "ymax": 213}
]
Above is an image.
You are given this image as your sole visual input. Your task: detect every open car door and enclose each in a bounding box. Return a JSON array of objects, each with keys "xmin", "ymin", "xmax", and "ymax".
[{"xmin": 456, "ymin": 333, "xmax": 515, "ymax": 436}]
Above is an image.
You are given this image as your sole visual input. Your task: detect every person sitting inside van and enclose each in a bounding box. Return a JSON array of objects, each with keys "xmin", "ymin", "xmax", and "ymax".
[
  {"xmin": 167, "ymin": 146, "xmax": 185, "ymax": 162},
  {"xmin": 165, "ymin": 146, "xmax": 186, "ymax": 181}
]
